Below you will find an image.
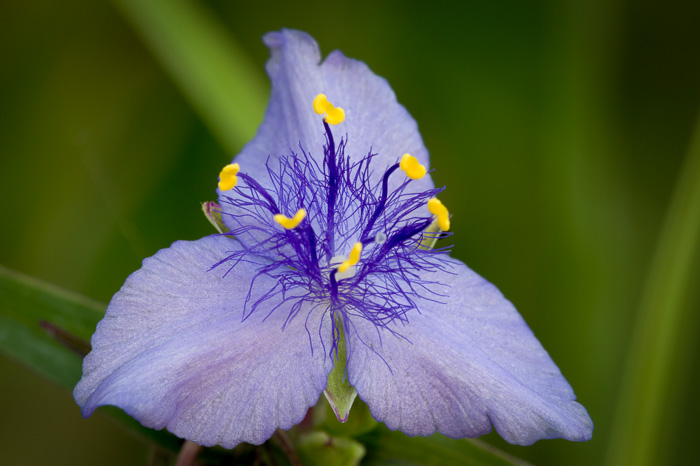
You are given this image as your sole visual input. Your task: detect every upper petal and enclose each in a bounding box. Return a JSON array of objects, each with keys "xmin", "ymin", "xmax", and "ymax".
[
  {"xmin": 219, "ymin": 29, "xmax": 433, "ymax": 196},
  {"xmin": 346, "ymin": 258, "xmax": 593, "ymax": 445},
  {"xmin": 74, "ymin": 235, "xmax": 333, "ymax": 448}
]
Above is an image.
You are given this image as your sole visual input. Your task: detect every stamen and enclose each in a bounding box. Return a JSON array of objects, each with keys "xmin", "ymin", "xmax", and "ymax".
[
  {"xmin": 360, "ymin": 163, "xmax": 400, "ymax": 241},
  {"xmin": 358, "ymin": 219, "xmax": 432, "ymax": 280},
  {"xmin": 313, "ymin": 93, "xmax": 345, "ymax": 125},
  {"xmin": 360, "ymin": 231, "xmax": 387, "ymax": 247},
  {"xmin": 218, "ymin": 163, "xmax": 240, "ymax": 190},
  {"xmin": 274, "ymin": 209, "xmax": 307, "ymax": 230},
  {"xmin": 399, "ymin": 153, "xmax": 426, "ymax": 180},
  {"xmin": 324, "ymin": 120, "xmax": 339, "ymax": 256},
  {"xmin": 428, "ymin": 197, "xmax": 450, "ymax": 231},
  {"xmin": 338, "ymin": 242, "xmax": 362, "ymax": 273},
  {"xmin": 238, "ymin": 173, "xmax": 279, "ymax": 214}
]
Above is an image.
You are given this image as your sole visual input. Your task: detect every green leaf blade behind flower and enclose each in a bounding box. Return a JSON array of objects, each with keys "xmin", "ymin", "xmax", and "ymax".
[
  {"xmin": 112, "ymin": 0, "xmax": 268, "ymax": 157},
  {"xmin": 607, "ymin": 112, "xmax": 700, "ymax": 465},
  {"xmin": 0, "ymin": 265, "xmax": 182, "ymax": 453},
  {"xmin": 0, "ymin": 265, "xmax": 103, "ymax": 390}
]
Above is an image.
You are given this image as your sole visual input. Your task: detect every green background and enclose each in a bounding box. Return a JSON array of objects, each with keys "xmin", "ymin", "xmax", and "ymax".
[{"xmin": 2, "ymin": 0, "xmax": 700, "ymax": 465}]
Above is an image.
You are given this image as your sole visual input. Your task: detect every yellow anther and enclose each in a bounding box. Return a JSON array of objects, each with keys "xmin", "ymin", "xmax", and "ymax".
[
  {"xmin": 428, "ymin": 197, "xmax": 450, "ymax": 231},
  {"xmin": 313, "ymin": 93, "xmax": 345, "ymax": 125},
  {"xmin": 313, "ymin": 94, "xmax": 329, "ymax": 114},
  {"xmin": 399, "ymin": 153, "xmax": 427, "ymax": 180},
  {"xmin": 438, "ymin": 217, "xmax": 450, "ymax": 232},
  {"xmin": 338, "ymin": 242, "xmax": 363, "ymax": 273},
  {"xmin": 218, "ymin": 163, "xmax": 240, "ymax": 190},
  {"xmin": 274, "ymin": 208, "xmax": 306, "ymax": 230},
  {"xmin": 324, "ymin": 107, "xmax": 345, "ymax": 125}
]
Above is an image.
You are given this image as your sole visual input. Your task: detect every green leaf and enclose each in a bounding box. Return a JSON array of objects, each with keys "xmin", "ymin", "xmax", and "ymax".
[
  {"xmin": 0, "ymin": 265, "xmax": 181, "ymax": 452},
  {"xmin": 298, "ymin": 431, "xmax": 366, "ymax": 466},
  {"xmin": 357, "ymin": 425, "xmax": 529, "ymax": 466},
  {"xmin": 607, "ymin": 112, "xmax": 700, "ymax": 465},
  {"xmin": 112, "ymin": 0, "xmax": 267, "ymax": 158},
  {"xmin": 0, "ymin": 265, "xmax": 103, "ymax": 390}
]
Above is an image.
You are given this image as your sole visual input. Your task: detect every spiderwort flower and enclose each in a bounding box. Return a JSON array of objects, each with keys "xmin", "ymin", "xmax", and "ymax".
[{"xmin": 74, "ymin": 29, "xmax": 593, "ymax": 448}]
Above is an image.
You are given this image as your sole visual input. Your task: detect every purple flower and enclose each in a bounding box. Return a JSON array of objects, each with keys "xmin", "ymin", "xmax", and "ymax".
[{"xmin": 74, "ymin": 29, "xmax": 592, "ymax": 448}]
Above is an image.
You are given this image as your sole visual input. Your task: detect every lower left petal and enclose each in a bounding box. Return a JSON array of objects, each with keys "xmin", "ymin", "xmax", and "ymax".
[{"xmin": 74, "ymin": 235, "xmax": 333, "ymax": 448}]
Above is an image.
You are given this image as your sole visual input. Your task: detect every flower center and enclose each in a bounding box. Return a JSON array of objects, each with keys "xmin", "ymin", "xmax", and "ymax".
[{"xmin": 216, "ymin": 94, "xmax": 452, "ymax": 331}]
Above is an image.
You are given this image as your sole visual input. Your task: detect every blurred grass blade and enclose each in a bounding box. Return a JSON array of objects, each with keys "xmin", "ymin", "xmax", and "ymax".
[
  {"xmin": 0, "ymin": 265, "xmax": 181, "ymax": 452},
  {"xmin": 358, "ymin": 426, "xmax": 529, "ymax": 466},
  {"xmin": 607, "ymin": 112, "xmax": 700, "ymax": 466},
  {"xmin": 112, "ymin": 0, "xmax": 267, "ymax": 156},
  {"xmin": 0, "ymin": 265, "xmax": 103, "ymax": 390}
]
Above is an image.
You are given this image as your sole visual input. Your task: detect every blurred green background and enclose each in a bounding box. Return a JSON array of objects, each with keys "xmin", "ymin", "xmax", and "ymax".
[{"xmin": 2, "ymin": 0, "xmax": 700, "ymax": 465}]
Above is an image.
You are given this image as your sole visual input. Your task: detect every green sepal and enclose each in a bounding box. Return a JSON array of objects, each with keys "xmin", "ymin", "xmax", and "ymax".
[
  {"xmin": 420, "ymin": 219, "xmax": 442, "ymax": 249},
  {"xmin": 201, "ymin": 201, "xmax": 229, "ymax": 234},
  {"xmin": 323, "ymin": 320, "xmax": 357, "ymax": 423},
  {"xmin": 321, "ymin": 397, "xmax": 377, "ymax": 437},
  {"xmin": 297, "ymin": 431, "xmax": 366, "ymax": 466}
]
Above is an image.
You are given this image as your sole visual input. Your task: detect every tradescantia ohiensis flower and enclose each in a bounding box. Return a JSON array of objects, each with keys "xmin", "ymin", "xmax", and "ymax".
[{"xmin": 74, "ymin": 29, "xmax": 593, "ymax": 448}]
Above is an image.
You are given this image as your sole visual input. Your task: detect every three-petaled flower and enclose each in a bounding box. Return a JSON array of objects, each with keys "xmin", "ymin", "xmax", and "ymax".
[{"xmin": 74, "ymin": 29, "xmax": 592, "ymax": 448}]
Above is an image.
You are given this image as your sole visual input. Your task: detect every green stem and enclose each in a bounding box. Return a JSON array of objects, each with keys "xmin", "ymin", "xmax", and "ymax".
[
  {"xmin": 607, "ymin": 112, "xmax": 700, "ymax": 465},
  {"xmin": 112, "ymin": 0, "xmax": 267, "ymax": 156}
]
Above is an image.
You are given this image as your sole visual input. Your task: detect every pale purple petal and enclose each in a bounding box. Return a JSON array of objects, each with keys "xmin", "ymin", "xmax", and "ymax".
[
  {"xmin": 346, "ymin": 258, "xmax": 593, "ymax": 446},
  {"xmin": 218, "ymin": 29, "xmax": 432, "ymax": 202},
  {"xmin": 74, "ymin": 236, "xmax": 333, "ymax": 448}
]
